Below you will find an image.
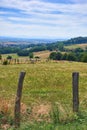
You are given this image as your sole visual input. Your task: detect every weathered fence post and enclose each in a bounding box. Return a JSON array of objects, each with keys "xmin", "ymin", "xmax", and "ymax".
[
  {"xmin": 14, "ymin": 71, "xmax": 26, "ymax": 128},
  {"xmin": 72, "ymin": 72, "xmax": 79, "ymax": 112}
]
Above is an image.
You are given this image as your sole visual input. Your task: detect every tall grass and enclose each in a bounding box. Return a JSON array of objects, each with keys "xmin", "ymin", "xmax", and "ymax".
[{"xmin": 0, "ymin": 61, "xmax": 87, "ymax": 129}]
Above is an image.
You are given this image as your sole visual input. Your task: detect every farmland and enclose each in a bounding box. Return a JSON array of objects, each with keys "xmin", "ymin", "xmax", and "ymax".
[
  {"xmin": 1, "ymin": 50, "xmax": 51, "ymax": 60},
  {"xmin": 65, "ymin": 43, "xmax": 87, "ymax": 50},
  {"xmin": 0, "ymin": 60, "xmax": 87, "ymax": 129}
]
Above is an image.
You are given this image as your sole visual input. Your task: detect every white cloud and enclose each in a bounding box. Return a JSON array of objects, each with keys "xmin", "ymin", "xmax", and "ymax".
[
  {"xmin": 71, "ymin": 0, "xmax": 87, "ymax": 4},
  {"xmin": 0, "ymin": 0, "xmax": 87, "ymax": 38}
]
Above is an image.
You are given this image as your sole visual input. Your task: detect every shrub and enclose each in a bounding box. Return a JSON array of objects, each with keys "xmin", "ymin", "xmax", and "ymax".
[
  {"xmin": 3, "ymin": 60, "xmax": 8, "ymax": 65},
  {"xmin": 0, "ymin": 54, "xmax": 2, "ymax": 60},
  {"xmin": 56, "ymin": 52, "xmax": 62, "ymax": 60},
  {"xmin": 81, "ymin": 53, "xmax": 87, "ymax": 62},
  {"xmin": 49, "ymin": 52, "xmax": 57, "ymax": 60},
  {"xmin": 67, "ymin": 53, "xmax": 77, "ymax": 61},
  {"xmin": 29, "ymin": 52, "xmax": 34, "ymax": 59},
  {"xmin": 7, "ymin": 55, "xmax": 12, "ymax": 60},
  {"xmin": 62, "ymin": 53, "xmax": 68, "ymax": 60}
]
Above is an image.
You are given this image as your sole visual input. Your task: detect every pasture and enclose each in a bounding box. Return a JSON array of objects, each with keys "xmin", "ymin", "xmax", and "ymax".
[
  {"xmin": 65, "ymin": 43, "xmax": 87, "ymax": 50},
  {"xmin": 0, "ymin": 60, "xmax": 87, "ymax": 129},
  {"xmin": 2, "ymin": 50, "xmax": 51, "ymax": 60}
]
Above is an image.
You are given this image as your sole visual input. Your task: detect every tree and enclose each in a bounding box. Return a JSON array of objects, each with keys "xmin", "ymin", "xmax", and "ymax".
[
  {"xmin": 35, "ymin": 56, "xmax": 40, "ymax": 59},
  {"xmin": 58, "ymin": 42, "xmax": 64, "ymax": 51},
  {"xmin": 67, "ymin": 53, "xmax": 77, "ymax": 61},
  {"xmin": 29, "ymin": 52, "xmax": 34, "ymax": 59},
  {"xmin": 81, "ymin": 53, "xmax": 87, "ymax": 62},
  {"xmin": 85, "ymin": 47, "xmax": 87, "ymax": 52},
  {"xmin": 0, "ymin": 54, "xmax": 2, "ymax": 60},
  {"xmin": 3, "ymin": 60, "xmax": 8, "ymax": 65},
  {"xmin": 17, "ymin": 50, "xmax": 29, "ymax": 56},
  {"xmin": 56, "ymin": 52, "xmax": 62, "ymax": 60},
  {"xmin": 62, "ymin": 53, "xmax": 68, "ymax": 60},
  {"xmin": 7, "ymin": 55, "xmax": 12, "ymax": 60},
  {"xmin": 74, "ymin": 48, "xmax": 84, "ymax": 53},
  {"xmin": 49, "ymin": 52, "xmax": 57, "ymax": 60}
]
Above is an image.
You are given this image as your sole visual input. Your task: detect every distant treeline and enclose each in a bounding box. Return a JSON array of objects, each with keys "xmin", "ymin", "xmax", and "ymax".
[
  {"xmin": 0, "ymin": 43, "xmax": 64, "ymax": 56},
  {"xmin": 0, "ymin": 36, "xmax": 87, "ymax": 56},
  {"xmin": 0, "ymin": 46, "xmax": 20, "ymax": 54},
  {"xmin": 63, "ymin": 36, "xmax": 87, "ymax": 45}
]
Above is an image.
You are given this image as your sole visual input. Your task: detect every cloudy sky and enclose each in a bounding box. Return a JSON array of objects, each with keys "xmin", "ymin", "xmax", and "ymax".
[{"xmin": 0, "ymin": 0, "xmax": 87, "ymax": 39}]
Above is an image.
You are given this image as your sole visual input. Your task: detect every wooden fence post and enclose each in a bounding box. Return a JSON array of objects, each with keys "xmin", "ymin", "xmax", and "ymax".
[
  {"xmin": 72, "ymin": 72, "xmax": 79, "ymax": 112},
  {"xmin": 14, "ymin": 71, "xmax": 26, "ymax": 128}
]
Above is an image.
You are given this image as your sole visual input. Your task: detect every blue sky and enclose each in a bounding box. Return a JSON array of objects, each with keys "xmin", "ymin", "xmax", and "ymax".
[{"xmin": 0, "ymin": 0, "xmax": 87, "ymax": 39}]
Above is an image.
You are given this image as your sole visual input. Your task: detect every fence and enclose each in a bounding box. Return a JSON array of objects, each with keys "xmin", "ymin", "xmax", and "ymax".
[{"xmin": 13, "ymin": 71, "xmax": 79, "ymax": 128}]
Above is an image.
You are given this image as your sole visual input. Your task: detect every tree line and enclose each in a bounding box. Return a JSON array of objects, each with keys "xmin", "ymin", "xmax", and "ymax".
[
  {"xmin": 63, "ymin": 36, "xmax": 87, "ymax": 45},
  {"xmin": 49, "ymin": 51, "xmax": 87, "ymax": 62}
]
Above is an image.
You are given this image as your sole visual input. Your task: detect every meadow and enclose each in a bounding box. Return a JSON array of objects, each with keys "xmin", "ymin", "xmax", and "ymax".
[
  {"xmin": 0, "ymin": 60, "xmax": 87, "ymax": 129},
  {"xmin": 65, "ymin": 43, "xmax": 87, "ymax": 50}
]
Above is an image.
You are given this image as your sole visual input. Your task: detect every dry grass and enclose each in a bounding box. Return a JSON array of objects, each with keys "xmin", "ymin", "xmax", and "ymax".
[
  {"xmin": 65, "ymin": 43, "xmax": 87, "ymax": 49},
  {"xmin": 0, "ymin": 99, "xmax": 14, "ymax": 116},
  {"xmin": 34, "ymin": 50, "xmax": 51, "ymax": 59},
  {"xmin": 28, "ymin": 102, "xmax": 51, "ymax": 122}
]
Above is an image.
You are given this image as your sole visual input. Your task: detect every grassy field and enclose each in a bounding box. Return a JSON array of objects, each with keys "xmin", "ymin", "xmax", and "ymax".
[
  {"xmin": 65, "ymin": 43, "xmax": 87, "ymax": 50},
  {"xmin": 2, "ymin": 50, "xmax": 51, "ymax": 60},
  {"xmin": 34, "ymin": 50, "xmax": 51, "ymax": 59},
  {"xmin": 0, "ymin": 60, "xmax": 87, "ymax": 129},
  {"xmin": 2, "ymin": 53, "xmax": 18, "ymax": 59}
]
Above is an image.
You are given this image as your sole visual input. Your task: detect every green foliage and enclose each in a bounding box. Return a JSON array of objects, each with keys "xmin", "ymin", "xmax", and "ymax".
[
  {"xmin": 64, "ymin": 36, "xmax": 87, "ymax": 45},
  {"xmin": 49, "ymin": 52, "xmax": 77, "ymax": 61},
  {"xmin": 30, "ymin": 45, "xmax": 47, "ymax": 52},
  {"xmin": 35, "ymin": 56, "xmax": 40, "ymax": 59},
  {"xmin": 85, "ymin": 46, "xmax": 87, "ymax": 51},
  {"xmin": 66, "ymin": 53, "xmax": 77, "ymax": 61},
  {"xmin": 0, "ymin": 54, "xmax": 2, "ymax": 60},
  {"xmin": 49, "ymin": 51, "xmax": 62, "ymax": 60},
  {"xmin": 29, "ymin": 52, "xmax": 34, "ymax": 59},
  {"xmin": 56, "ymin": 52, "xmax": 62, "ymax": 60},
  {"xmin": 0, "ymin": 46, "xmax": 20, "ymax": 54},
  {"xmin": 57, "ymin": 42, "xmax": 64, "ymax": 51},
  {"xmin": 74, "ymin": 47, "xmax": 84, "ymax": 53},
  {"xmin": 17, "ymin": 50, "xmax": 29, "ymax": 56},
  {"xmin": 2, "ymin": 60, "xmax": 8, "ymax": 65},
  {"xmin": 49, "ymin": 52, "xmax": 57, "ymax": 60},
  {"xmin": 49, "ymin": 51, "xmax": 87, "ymax": 62},
  {"xmin": 7, "ymin": 55, "xmax": 12, "ymax": 60},
  {"xmin": 50, "ymin": 104, "xmax": 60, "ymax": 124},
  {"xmin": 46, "ymin": 42, "xmax": 65, "ymax": 51},
  {"xmin": 81, "ymin": 53, "xmax": 87, "ymax": 62},
  {"xmin": 62, "ymin": 53, "xmax": 68, "ymax": 60}
]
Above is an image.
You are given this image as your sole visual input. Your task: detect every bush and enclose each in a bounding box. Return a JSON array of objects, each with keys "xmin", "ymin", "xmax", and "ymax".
[
  {"xmin": 49, "ymin": 52, "xmax": 57, "ymax": 60},
  {"xmin": 62, "ymin": 53, "xmax": 68, "ymax": 60},
  {"xmin": 35, "ymin": 56, "xmax": 40, "ymax": 59},
  {"xmin": 56, "ymin": 52, "xmax": 62, "ymax": 60},
  {"xmin": 29, "ymin": 52, "xmax": 34, "ymax": 59},
  {"xmin": 3, "ymin": 60, "xmax": 8, "ymax": 65},
  {"xmin": 7, "ymin": 55, "xmax": 12, "ymax": 60},
  {"xmin": 67, "ymin": 53, "xmax": 77, "ymax": 61},
  {"xmin": 81, "ymin": 53, "xmax": 87, "ymax": 62},
  {"xmin": 0, "ymin": 54, "xmax": 2, "ymax": 60}
]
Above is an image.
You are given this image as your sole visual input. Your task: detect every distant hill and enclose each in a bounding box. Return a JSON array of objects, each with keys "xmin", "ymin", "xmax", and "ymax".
[
  {"xmin": 63, "ymin": 36, "xmax": 87, "ymax": 45},
  {"xmin": 0, "ymin": 36, "xmax": 87, "ymax": 45},
  {"xmin": 0, "ymin": 36, "xmax": 64, "ymax": 44},
  {"xmin": 0, "ymin": 36, "xmax": 87, "ymax": 55}
]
